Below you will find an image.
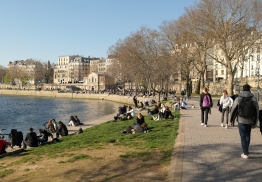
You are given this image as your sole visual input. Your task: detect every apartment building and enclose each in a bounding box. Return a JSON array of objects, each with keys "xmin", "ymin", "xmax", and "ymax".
[
  {"xmin": 53, "ymin": 55, "xmax": 92, "ymax": 84},
  {"xmin": 6, "ymin": 59, "xmax": 44, "ymax": 85}
]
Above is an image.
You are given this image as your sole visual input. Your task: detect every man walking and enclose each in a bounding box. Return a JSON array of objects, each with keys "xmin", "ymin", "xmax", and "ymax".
[{"xmin": 230, "ymin": 84, "xmax": 259, "ymax": 159}]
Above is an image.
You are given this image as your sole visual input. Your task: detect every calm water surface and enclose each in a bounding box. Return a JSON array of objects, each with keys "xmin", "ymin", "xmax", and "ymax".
[{"xmin": 0, "ymin": 95, "xmax": 118, "ymax": 135}]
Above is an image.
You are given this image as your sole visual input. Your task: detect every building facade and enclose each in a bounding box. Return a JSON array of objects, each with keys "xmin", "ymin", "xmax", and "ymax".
[
  {"xmin": 6, "ymin": 59, "xmax": 44, "ymax": 85},
  {"xmin": 53, "ymin": 55, "xmax": 92, "ymax": 84}
]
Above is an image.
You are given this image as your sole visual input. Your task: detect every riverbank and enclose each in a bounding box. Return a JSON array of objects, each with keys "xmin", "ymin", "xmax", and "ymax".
[{"xmin": 0, "ymin": 90, "xmax": 137, "ymax": 105}]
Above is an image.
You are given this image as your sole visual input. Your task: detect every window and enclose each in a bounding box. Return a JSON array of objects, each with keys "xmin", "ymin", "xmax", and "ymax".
[
  {"xmin": 221, "ymin": 70, "xmax": 224, "ymax": 75},
  {"xmin": 251, "ymin": 65, "xmax": 254, "ymax": 70},
  {"xmin": 257, "ymin": 46, "xmax": 260, "ymax": 53},
  {"xmin": 257, "ymin": 55, "xmax": 260, "ymax": 61},
  {"xmin": 215, "ymin": 70, "xmax": 218, "ymax": 75}
]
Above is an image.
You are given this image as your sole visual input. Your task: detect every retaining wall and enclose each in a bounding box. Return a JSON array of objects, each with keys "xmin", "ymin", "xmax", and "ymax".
[{"xmin": 0, "ymin": 90, "xmax": 135, "ymax": 105}]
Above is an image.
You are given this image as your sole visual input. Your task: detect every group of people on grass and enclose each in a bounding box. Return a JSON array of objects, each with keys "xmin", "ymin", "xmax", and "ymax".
[
  {"xmin": 199, "ymin": 84, "xmax": 260, "ymax": 159},
  {"xmin": 0, "ymin": 115, "xmax": 83, "ymax": 153},
  {"xmin": 148, "ymin": 104, "xmax": 175, "ymax": 120},
  {"xmin": 23, "ymin": 119, "xmax": 69, "ymax": 148}
]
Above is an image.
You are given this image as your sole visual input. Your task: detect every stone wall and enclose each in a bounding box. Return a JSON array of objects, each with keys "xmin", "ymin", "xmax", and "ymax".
[{"xmin": 0, "ymin": 89, "xmax": 136, "ymax": 105}]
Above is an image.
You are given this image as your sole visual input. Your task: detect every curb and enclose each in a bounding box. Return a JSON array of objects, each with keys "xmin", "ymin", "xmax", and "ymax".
[{"xmin": 165, "ymin": 109, "xmax": 185, "ymax": 182}]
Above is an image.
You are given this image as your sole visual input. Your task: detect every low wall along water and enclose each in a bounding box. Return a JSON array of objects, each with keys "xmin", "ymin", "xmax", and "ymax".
[{"xmin": 0, "ymin": 90, "xmax": 135, "ymax": 105}]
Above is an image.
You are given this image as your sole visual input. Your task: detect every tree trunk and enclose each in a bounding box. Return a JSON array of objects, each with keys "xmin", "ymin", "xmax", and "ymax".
[
  {"xmin": 227, "ymin": 72, "xmax": 234, "ymax": 96},
  {"xmin": 158, "ymin": 92, "xmax": 161, "ymax": 102},
  {"xmin": 195, "ymin": 79, "xmax": 200, "ymax": 94}
]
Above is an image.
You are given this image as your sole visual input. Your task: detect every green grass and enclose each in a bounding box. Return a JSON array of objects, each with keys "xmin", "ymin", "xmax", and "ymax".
[
  {"xmin": 0, "ymin": 169, "xmax": 14, "ymax": 178},
  {"xmin": 11, "ymin": 110, "xmax": 180, "ymax": 167}
]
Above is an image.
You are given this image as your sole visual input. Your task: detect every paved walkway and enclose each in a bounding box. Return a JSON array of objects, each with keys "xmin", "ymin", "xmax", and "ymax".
[{"xmin": 168, "ymin": 99, "xmax": 262, "ymax": 182}]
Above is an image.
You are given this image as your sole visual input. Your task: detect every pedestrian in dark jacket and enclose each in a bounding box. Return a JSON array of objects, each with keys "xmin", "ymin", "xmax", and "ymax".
[
  {"xmin": 230, "ymin": 84, "xmax": 259, "ymax": 159},
  {"xmin": 23, "ymin": 128, "xmax": 38, "ymax": 147},
  {"xmin": 133, "ymin": 96, "xmax": 138, "ymax": 108},
  {"xmin": 231, "ymin": 90, "xmax": 239, "ymax": 101},
  {"xmin": 56, "ymin": 121, "xmax": 68, "ymax": 138}
]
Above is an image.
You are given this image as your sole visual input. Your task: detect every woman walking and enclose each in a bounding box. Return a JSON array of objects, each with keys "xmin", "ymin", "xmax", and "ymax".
[
  {"xmin": 200, "ymin": 87, "xmax": 213, "ymax": 127},
  {"xmin": 220, "ymin": 90, "xmax": 233, "ymax": 128}
]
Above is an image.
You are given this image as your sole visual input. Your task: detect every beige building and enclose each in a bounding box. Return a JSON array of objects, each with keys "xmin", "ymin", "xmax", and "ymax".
[
  {"xmin": 54, "ymin": 55, "xmax": 93, "ymax": 84},
  {"xmin": 83, "ymin": 72, "xmax": 114, "ymax": 91},
  {"xmin": 6, "ymin": 59, "xmax": 44, "ymax": 85}
]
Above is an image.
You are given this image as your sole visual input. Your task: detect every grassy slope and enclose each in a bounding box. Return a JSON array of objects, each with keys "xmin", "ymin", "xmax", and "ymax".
[{"xmin": 2, "ymin": 108, "xmax": 180, "ymax": 177}]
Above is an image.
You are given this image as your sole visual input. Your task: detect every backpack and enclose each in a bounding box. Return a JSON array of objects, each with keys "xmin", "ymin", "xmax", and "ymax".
[
  {"xmin": 238, "ymin": 97, "xmax": 256, "ymax": 118},
  {"xmin": 181, "ymin": 91, "xmax": 185, "ymax": 95},
  {"xmin": 202, "ymin": 94, "xmax": 211, "ymax": 107}
]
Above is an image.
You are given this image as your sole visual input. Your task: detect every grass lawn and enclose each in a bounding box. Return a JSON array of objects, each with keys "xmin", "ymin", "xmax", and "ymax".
[{"xmin": 1, "ymin": 107, "xmax": 180, "ymax": 181}]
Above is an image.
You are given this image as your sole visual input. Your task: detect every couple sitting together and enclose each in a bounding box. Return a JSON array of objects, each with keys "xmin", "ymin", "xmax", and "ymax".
[
  {"xmin": 121, "ymin": 113, "xmax": 149, "ymax": 134},
  {"xmin": 148, "ymin": 104, "xmax": 175, "ymax": 120},
  {"xmin": 68, "ymin": 115, "xmax": 83, "ymax": 126},
  {"xmin": 114, "ymin": 105, "xmax": 135, "ymax": 121}
]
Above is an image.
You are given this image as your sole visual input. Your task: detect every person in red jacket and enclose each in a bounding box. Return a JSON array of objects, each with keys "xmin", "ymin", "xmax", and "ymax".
[{"xmin": 0, "ymin": 139, "xmax": 10, "ymax": 154}]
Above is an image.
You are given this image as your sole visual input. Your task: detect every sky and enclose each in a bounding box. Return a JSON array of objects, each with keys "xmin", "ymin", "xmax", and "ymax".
[{"xmin": 0, "ymin": 0, "xmax": 198, "ymax": 66}]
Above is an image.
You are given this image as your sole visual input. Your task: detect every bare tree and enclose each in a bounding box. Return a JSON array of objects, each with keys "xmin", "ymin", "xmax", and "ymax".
[
  {"xmin": 108, "ymin": 27, "xmax": 176, "ymax": 101},
  {"xmin": 187, "ymin": 0, "xmax": 262, "ymax": 95}
]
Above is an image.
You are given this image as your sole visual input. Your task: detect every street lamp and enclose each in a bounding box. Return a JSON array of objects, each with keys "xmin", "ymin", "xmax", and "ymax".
[{"xmin": 256, "ymin": 57, "xmax": 260, "ymax": 101}]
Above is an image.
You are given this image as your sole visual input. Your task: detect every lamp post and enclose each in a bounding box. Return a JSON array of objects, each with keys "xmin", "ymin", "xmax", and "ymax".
[{"xmin": 256, "ymin": 58, "xmax": 260, "ymax": 101}]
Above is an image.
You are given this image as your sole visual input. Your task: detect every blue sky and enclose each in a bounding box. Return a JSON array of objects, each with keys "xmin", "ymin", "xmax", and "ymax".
[{"xmin": 0, "ymin": 0, "xmax": 198, "ymax": 66}]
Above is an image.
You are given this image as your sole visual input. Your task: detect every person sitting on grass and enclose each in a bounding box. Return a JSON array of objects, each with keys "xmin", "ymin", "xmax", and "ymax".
[
  {"xmin": 126, "ymin": 106, "xmax": 135, "ymax": 120},
  {"xmin": 114, "ymin": 107, "xmax": 123, "ymax": 121},
  {"xmin": 74, "ymin": 115, "xmax": 83, "ymax": 125},
  {"xmin": 37, "ymin": 129, "xmax": 53, "ymax": 145},
  {"xmin": 138, "ymin": 101, "xmax": 144, "ymax": 109},
  {"xmin": 148, "ymin": 105, "xmax": 159, "ymax": 115},
  {"xmin": 0, "ymin": 138, "xmax": 10, "ymax": 155},
  {"xmin": 153, "ymin": 104, "xmax": 166, "ymax": 120},
  {"xmin": 56, "ymin": 121, "xmax": 68, "ymax": 138},
  {"xmin": 164, "ymin": 106, "xmax": 175, "ymax": 119},
  {"xmin": 23, "ymin": 128, "xmax": 38, "ymax": 148},
  {"xmin": 47, "ymin": 119, "xmax": 56, "ymax": 133},
  {"xmin": 68, "ymin": 116, "xmax": 78, "ymax": 126},
  {"xmin": 180, "ymin": 98, "xmax": 187, "ymax": 109},
  {"xmin": 131, "ymin": 113, "xmax": 149, "ymax": 133}
]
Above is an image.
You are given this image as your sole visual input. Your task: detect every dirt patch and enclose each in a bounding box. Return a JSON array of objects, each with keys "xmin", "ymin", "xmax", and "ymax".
[{"xmin": 1, "ymin": 144, "xmax": 167, "ymax": 182}]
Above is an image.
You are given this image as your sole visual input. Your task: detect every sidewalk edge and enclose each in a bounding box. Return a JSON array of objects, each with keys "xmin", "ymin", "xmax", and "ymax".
[{"xmin": 165, "ymin": 110, "xmax": 185, "ymax": 182}]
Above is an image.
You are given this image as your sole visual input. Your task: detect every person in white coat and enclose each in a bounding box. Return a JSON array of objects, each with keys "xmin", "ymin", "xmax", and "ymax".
[{"xmin": 220, "ymin": 90, "xmax": 233, "ymax": 128}]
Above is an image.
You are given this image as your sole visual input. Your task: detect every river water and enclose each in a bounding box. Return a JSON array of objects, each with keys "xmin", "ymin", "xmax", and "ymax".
[{"xmin": 0, "ymin": 95, "xmax": 119, "ymax": 136}]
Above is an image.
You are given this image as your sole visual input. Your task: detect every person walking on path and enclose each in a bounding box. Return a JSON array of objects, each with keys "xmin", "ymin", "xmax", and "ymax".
[
  {"xmin": 230, "ymin": 84, "xmax": 259, "ymax": 159},
  {"xmin": 200, "ymin": 87, "xmax": 213, "ymax": 127},
  {"xmin": 219, "ymin": 90, "xmax": 233, "ymax": 128}
]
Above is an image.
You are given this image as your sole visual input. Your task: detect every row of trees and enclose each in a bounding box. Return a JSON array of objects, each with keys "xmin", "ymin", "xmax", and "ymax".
[
  {"xmin": 107, "ymin": 0, "xmax": 262, "ymax": 96},
  {"xmin": 0, "ymin": 61, "xmax": 54, "ymax": 85}
]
